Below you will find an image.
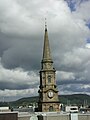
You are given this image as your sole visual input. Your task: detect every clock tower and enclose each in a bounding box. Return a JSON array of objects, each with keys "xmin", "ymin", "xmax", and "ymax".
[{"xmin": 38, "ymin": 22, "xmax": 60, "ymax": 112}]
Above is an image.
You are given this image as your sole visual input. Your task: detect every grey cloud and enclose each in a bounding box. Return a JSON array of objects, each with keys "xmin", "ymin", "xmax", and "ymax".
[
  {"xmin": 0, "ymin": 79, "xmax": 39, "ymax": 90},
  {"xmin": 0, "ymin": 32, "xmax": 12, "ymax": 56},
  {"xmin": 0, "ymin": 81, "xmax": 30, "ymax": 90},
  {"xmin": 1, "ymin": 35, "xmax": 42, "ymax": 70},
  {"xmin": 58, "ymin": 84, "xmax": 90, "ymax": 94},
  {"xmin": 57, "ymin": 79, "xmax": 90, "ymax": 85}
]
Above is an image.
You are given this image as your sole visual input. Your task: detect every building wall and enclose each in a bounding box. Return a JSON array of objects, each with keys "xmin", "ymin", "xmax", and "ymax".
[
  {"xmin": 18, "ymin": 112, "xmax": 90, "ymax": 120},
  {"xmin": 37, "ymin": 113, "xmax": 90, "ymax": 120},
  {"xmin": 18, "ymin": 113, "xmax": 31, "ymax": 120},
  {"xmin": 18, "ymin": 116, "xmax": 31, "ymax": 120},
  {"xmin": 0, "ymin": 112, "xmax": 18, "ymax": 120},
  {"xmin": 78, "ymin": 114, "xmax": 90, "ymax": 120},
  {"xmin": 38, "ymin": 114, "xmax": 70, "ymax": 120}
]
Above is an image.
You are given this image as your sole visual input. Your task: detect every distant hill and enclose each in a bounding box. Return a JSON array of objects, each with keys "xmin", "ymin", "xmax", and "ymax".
[
  {"xmin": 0, "ymin": 94, "xmax": 90, "ymax": 108},
  {"xmin": 60, "ymin": 94, "xmax": 90, "ymax": 106}
]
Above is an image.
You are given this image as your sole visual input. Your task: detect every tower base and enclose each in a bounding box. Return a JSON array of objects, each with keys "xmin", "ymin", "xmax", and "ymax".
[{"xmin": 38, "ymin": 101, "xmax": 60, "ymax": 112}]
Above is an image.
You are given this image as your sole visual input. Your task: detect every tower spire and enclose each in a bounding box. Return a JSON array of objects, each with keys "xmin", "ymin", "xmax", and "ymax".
[
  {"xmin": 42, "ymin": 19, "xmax": 52, "ymax": 62},
  {"xmin": 38, "ymin": 22, "xmax": 60, "ymax": 112}
]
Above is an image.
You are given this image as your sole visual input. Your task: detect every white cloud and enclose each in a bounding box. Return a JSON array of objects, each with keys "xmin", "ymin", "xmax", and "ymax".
[
  {"xmin": 0, "ymin": 88, "xmax": 38, "ymax": 97},
  {"xmin": 0, "ymin": 0, "xmax": 41, "ymax": 35},
  {"xmin": 86, "ymin": 43, "xmax": 90, "ymax": 48},
  {"xmin": 72, "ymin": 0, "xmax": 90, "ymax": 20},
  {"xmin": 57, "ymin": 71, "xmax": 75, "ymax": 80},
  {"xmin": 0, "ymin": 59, "xmax": 39, "ymax": 101},
  {"xmin": 0, "ymin": 88, "xmax": 38, "ymax": 101},
  {"xmin": 0, "ymin": 58, "xmax": 39, "ymax": 90}
]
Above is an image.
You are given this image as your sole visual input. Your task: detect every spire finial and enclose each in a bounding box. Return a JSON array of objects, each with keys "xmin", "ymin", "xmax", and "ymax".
[
  {"xmin": 42, "ymin": 18, "xmax": 52, "ymax": 62},
  {"xmin": 45, "ymin": 18, "xmax": 47, "ymax": 31}
]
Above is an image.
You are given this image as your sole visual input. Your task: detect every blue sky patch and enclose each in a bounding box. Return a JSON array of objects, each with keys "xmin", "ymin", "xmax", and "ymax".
[
  {"xmin": 87, "ymin": 38, "xmax": 90, "ymax": 43},
  {"xmin": 86, "ymin": 22, "xmax": 90, "ymax": 29},
  {"xmin": 65, "ymin": 0, "xmax": 90, "ymax": 12},
  {"xmin": 64, "ymin": 0, "xmax": 77, "ymax": 12}
]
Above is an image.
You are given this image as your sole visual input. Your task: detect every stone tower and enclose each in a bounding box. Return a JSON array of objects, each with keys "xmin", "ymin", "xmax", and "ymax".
[{"xmin": 38, "ymin": 22, "xmax": 60, "ymax": 112}]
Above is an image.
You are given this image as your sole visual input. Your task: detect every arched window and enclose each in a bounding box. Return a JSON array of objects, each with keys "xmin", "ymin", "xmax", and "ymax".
[
  {"xmin": 49, "ymin": 106, "xmax": 53, "ymax": 111},
  {"xmin": 48, "ymin": 75, "xmax": 51, "ymax": 83}
]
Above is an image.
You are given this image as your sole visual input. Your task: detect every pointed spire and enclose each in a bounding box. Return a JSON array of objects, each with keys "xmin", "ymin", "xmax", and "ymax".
[{"xmin": 42, "ymin": 19, "xmax": 52, "ymax": 62}]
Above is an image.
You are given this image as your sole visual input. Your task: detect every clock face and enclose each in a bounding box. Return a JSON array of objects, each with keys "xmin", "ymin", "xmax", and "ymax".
[{"xmin": 48, "ymin": 91, "xmax": 54, "ymax": 98}]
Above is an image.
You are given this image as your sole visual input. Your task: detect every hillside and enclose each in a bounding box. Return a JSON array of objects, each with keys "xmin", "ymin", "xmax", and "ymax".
[
  {"xmin": 60, "ymin": 94, "xmax": 90, "ymax": 106},
  {"xmin": 0, "ymin": 94, "xmax": 90, "ymax": 108}
]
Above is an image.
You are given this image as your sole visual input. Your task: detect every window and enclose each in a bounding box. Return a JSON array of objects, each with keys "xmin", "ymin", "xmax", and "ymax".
[
  {"xmin": 48, "ymin": 75, "xmax": 51, "ymax": 83},
  {"xmin": 49, "ymin": 106, "xmax": 53, "ymax": 111}
]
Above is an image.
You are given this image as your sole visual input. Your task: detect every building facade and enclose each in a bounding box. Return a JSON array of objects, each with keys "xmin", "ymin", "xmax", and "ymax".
[{"xmin": 38, "ymin": 23, "xmax": 60, "ymax": 112}]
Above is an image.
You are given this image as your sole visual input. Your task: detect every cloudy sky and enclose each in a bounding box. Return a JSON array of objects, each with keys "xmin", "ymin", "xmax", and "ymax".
[{"xmin": 0, "ymin": 0, "xmax": 90, "ymax": 101}]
